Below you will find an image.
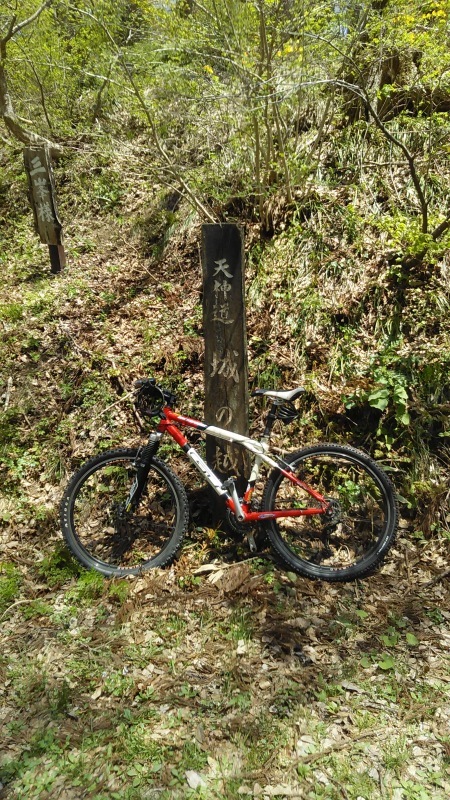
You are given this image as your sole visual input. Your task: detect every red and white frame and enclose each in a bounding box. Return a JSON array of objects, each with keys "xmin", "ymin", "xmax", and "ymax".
[{"xmin": 156, "ymin": 407, "xmax": 330, "ymax": 524}]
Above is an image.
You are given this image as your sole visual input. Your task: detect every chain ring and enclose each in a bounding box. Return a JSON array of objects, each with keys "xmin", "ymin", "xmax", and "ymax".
[{"xmin": 225, "ymin": 506, "xmax": 249, "ymax": 535}]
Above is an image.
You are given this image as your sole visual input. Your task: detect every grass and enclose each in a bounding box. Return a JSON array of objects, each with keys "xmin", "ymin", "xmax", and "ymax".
[
  {"xmin": 0, "ymin": 563, "xmax": 22, "ymax": 615},
  {"xmin": 2, "ymin": 548, "xmax": 449, "ymax": 799},
  {"xmin": 0, "ymin": 141, "xmax": 449, "ymax": 799}
]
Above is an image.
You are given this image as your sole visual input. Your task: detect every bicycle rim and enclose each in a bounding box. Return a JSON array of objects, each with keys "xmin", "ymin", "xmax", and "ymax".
[
  {"xmin": 262, "ymin": 444, "xmax": 398, "ymax": 582},
  {"xmin": 62, "ymin": 450, "xmax": 187, "ymax": 576}
]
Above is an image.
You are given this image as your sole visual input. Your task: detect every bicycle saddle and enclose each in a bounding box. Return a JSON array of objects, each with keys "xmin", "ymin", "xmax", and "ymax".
[{"xmin": 252, "ymin": 387, "xmax": 305, "ymax": 402}]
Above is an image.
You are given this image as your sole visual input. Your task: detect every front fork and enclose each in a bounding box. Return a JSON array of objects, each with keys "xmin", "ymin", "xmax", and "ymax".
[{"xmin": 125, "ymin": 432, "xmax": 162, "ymax": 512}]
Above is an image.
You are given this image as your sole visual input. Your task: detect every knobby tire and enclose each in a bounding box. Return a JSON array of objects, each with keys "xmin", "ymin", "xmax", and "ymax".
[
  {"xmin": 262, "ymin": 443, "xmax": 398, "ymax": 582},
  {"xmin": 60, "ymin": 449, "xmax": 188, "ymax": 577}
]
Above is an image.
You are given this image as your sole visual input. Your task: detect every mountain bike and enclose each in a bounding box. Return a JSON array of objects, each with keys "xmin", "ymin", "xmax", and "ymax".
[{"xmin": 60, "ymin": 378, "xmax": 398, "ymax": 582}]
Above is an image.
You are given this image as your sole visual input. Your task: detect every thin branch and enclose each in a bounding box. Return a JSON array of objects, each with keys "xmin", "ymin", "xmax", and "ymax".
[
  {"xmin": 331, "ymin": 79, "xmax": 429, "ymax": 233},
  {"xmin": 297, "ymin": 729, "xmax": 389, "ymax": 765},
  {"xmin": 192, "ymin": 0, "xmax": 216, "ymax": 23},
  {"xmin": 297, "ymin": 27, "xmax": 430, "ymax": 234},
  {"xmin": 431, "ymin": 217, "xmax": 450, "ymax": 242},
  {"xmin": 0, "ymin": 598, "xmax": 41, "ymax": 622},
  {"xmin": 0, "ymin": 1, "xmax": 61, "ymax": 154},
  {"xmin": 91, "ymin": 56, "xmax": 118, "ymax": 124},
  {"xmin": 420, "ymin": 568, "xmax": 450, "ymax": 589},
  {"xmin": 15, "ymin": 40, "xmax": 54, "ymax": 133},
  {"xmin": 68, "ymin": 4, "xmax": 216, "ymax": 223},
  {"xmin": 2, "ymin": 0, "xmax": 54, "ymax": 46}
]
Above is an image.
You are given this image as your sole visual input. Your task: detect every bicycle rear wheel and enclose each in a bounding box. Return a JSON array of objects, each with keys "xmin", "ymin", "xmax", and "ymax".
[
  {"xmin": 60, "ymin": 449, "xmax": 188, "ymax": 577},
  {"xmin": 262, "ymin": 444, "xmax": 398, "ymax": 582}
]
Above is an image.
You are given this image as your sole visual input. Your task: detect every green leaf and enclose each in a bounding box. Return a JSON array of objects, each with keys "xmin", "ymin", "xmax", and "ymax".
[
  {"xmin": 406, "ymin": 633, "xmax": 419, "ymax": 646},
  {"xmin": 368, "ymin": 388, "xmax": 390, "ymax": 399},
  {"xmin": 380, "ymin": 633, "xmax": 398, "ymax": 646},
  {"xmin": 368, "ymin": 388, "xmax": 390, "ymax": 410},
  {"xmin": 370, "ymin": 398, "xmax": 390, "ymax": 411},
  {"xmin": 378, "ymin": 655, "xmax": 395, "ymax": 670},
  {"xmin": 393, "ymin": 386, "xmax": 408, "ymax": 401}
]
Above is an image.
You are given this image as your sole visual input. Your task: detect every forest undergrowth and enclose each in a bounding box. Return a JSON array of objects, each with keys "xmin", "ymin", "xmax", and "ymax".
[{"xmin": 0, "ymin": 137, "xmax": 449, "ymax": 799}]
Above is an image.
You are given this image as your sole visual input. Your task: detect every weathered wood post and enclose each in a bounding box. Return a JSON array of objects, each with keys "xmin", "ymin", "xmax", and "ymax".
[
  {"xmin": 23, "ymin": 146, "xmax": 66, "ymax": 273},
  {"xmin": 201, "ymin": 223, "xmax": 249, "ymax": 492}
]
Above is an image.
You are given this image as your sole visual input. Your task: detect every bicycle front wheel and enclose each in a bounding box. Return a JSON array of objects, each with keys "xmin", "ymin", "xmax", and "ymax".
[
  {"xmin": 262, "ymin": 444, "xmax": 398, "ymax": 582},
  {"xmin": 60, "ymin": 449, "xmax": 188, "ymax": 577}
]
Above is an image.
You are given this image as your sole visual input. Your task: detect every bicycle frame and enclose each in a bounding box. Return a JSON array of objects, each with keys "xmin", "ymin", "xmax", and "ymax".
[{"xmin": 155, "ymin": 407, "xmax": 330, "ymax": 523}]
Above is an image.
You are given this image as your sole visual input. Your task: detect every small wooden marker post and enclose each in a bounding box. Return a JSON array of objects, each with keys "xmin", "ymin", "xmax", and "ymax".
[
  {"xmin": 23, "ymin": 146, "xmax": 66, "ymax": 273},
  {"xmin": 201, "ymin": 223, "xmax": 249, "ymax": 491}
]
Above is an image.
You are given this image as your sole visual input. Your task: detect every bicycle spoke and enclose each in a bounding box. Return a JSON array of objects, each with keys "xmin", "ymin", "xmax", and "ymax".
[
  {"xmin": 262, "ymin": 444, "xmax": 398, "ymax": 581},
  {"xmin": 61, "ymin": 450, "xmax": 188, "ymax": 576}
]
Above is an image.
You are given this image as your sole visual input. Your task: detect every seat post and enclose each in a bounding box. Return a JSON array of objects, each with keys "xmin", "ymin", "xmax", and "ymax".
[{"xmin": 262, "ymin": 402, "xmax": 278, "ymax": 440}]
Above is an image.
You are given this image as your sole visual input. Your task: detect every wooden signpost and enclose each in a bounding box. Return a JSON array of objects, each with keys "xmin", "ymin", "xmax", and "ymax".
[
  {"xmin": 201, "ymin": 223, "xmax": 249, "ymax": 491},
  {"xmin": 23, "ymin": 146, "xmax": 65, "ymax": 273}
]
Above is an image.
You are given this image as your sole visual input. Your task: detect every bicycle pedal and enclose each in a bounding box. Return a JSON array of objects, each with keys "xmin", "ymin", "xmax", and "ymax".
[{"xmin": 246, "ymin": 531, "xmax": 258, "ymax": 553}]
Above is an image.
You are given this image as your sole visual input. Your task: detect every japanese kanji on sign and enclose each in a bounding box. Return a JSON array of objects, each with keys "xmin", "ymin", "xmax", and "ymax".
[
  {"xmin": 201, "ymin": 223, "xmax": 249, "ymax": 490},
  {"xmin": 23, "ymin": 146, "xmax": 65, "ymax": 273}
]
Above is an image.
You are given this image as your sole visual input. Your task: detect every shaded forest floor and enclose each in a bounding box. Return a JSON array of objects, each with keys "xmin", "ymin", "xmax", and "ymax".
[{"xmin": 0, "ymin": 151, "xmax": 449, "ymax": 799}]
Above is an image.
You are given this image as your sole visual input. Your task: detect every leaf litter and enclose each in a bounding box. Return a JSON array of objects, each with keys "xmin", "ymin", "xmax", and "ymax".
[{"xmin": 0, "ymin": 197, "xmax": 449, "ymax": 799}]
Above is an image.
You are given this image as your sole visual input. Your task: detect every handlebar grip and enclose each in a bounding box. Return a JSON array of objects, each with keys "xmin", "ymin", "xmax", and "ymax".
[
  {"xmin": 134, "ymin": 378, "xmax": 156, "ymax": 389},
  {"xmin": 134, "ymin": 379, "xmax": 176, "ymax": 411}
]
